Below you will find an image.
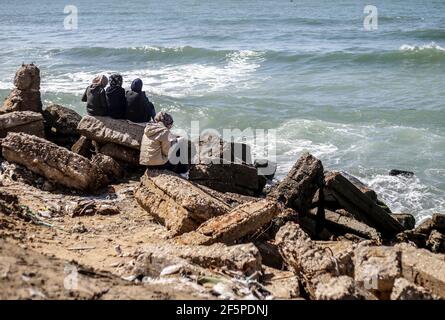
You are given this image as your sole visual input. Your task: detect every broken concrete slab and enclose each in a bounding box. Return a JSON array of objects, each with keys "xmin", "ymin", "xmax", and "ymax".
[
  {"xmin": 391, "ymin": 213, "xmax": 416, "ymax": 231},
  {"xmin": 354, "ymin": 245, "xmax": 402, "ymax": 300},
  {"xmin": 324, "ymin": 171, "xmax": 404, "ymax": 237},
  {"xmin": 195, "ymin": 183, "xmax": 258, "ymax": 208},
  {"xmin": 189, "ymin": 162, "xmax": 259, "ymax": 196},
  {"xmin": 92, "ymin": 153, "xmax": 124, "ymax": 180},
  {"xmin": 390, "ymin": 278, "xmax": 439, "ymax": 300},
  {"xmin": 42, "ymin": 104, "xmax": 81, "ymax": 148},
  {"xmin": 0, "ymin": 111, "xmax": 44, "ymax": 138},
  {"xmin": 1, "ymin": 132, "xmax": 108, "ymax": 192},
  {"xmin": 340, "ymin": 171, "xmax": 378, "ymax": 201},
  {"xmin": 177, "ymin": 199, "xmax": 280, "ymax": 245},
  {"xmin": 99, "ymin": 142, "xmax": 140, "ymax": 166},
  {"xmin": 396, "ymin": 243, "xmax": 445, "ymax": 298},
  {"xmin": 132, "ymin": 242, "xmax": 262, "ymax": 276},
  {"xmin": 71, "ymin": 136, "xmax": 94, "ymax": 159},
  {"xmin": 77, "ymin": 115, "xmax": 144, "ymax": 149},
  {"xmin": 309, "ymin": 208, "xmax": 382, "ymax": 241},
  {"xmin": 315, "ymin": 276, "xmax": 363, "ymax": 300},
  {"xmin": 268, "ymin": 153, "xmax": 324, "ymax": 215},
  {"xmin": 135, "ymin": 170, "xmax": 230, "ymax": 236}
]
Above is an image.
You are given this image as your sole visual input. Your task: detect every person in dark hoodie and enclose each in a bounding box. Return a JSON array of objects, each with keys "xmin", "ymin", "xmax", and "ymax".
[
  {"xmin": 81, "ymin": 75, "xmax": 108, "ymax": 116},
  {"xmin": 105, "ymin": 74, "xmax": 127, "ymax": 119},
  {"xmin": 125, "ymin": 78, "xmax": 156, "ymax": 123}
]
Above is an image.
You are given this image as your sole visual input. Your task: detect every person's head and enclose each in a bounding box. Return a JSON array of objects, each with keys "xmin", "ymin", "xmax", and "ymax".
[
  {"xmin": 91, "ymin": 74, "xmax": 108, "ymax": 88},
  {"xmin": 109, "ymin": 74, "xmax": 123, "ymax": 88},
  {"xmin": 154, "ymin": 111, "xmax": 174, "ymax": 129},
  {"xmin": 131, "ymin": 78, "xmax": 143, "ymax": 93}
]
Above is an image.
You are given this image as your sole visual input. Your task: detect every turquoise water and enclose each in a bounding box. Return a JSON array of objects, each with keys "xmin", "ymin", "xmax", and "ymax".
[{"xmin": 0, "ymin": 0, "xmax": 444, "ymax": 220}]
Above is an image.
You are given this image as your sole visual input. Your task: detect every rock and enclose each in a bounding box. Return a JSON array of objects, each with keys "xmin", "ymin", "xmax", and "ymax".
[
  {"xmin": 396, "ymin": 230, "xmax": 427, "ymax": 248},
  {"xmin": 92, "ymin": 153, "xmax": 124, "ymax": 180},
  {"xmin": 99, "ymin": 143, "xmax": 140, "ymax": 166},
  {"xmin": 275, "ymin": 222, "xmax": 369, "ymax": 300},
  {"xmin": 64, "ymin": 200, "xmax": 120, "ymax": 217},
  {"xmin": 77, "ymin": 115, "xmax": 144, "ymax": 150},
  {"xmin": 316, "ymin": 241, "xmax": 356, "ymax": 277},
  {"xmin": 390, "ymin": 278, "xmax": 439, "ymax": 300},
  {"xmin": 131, "ymin": 243, "xmax": 262, "ymax": 276},
  {"xmin": 42, "ymin": 104, "xmax": 81, "ymax": 148},
  {"xmin": 1, "ymin": 64, "xmax": 42, "ymax": 113},
  {"xmin": 396, "ymin": 243, "xmax": 445, "ymax": 298},
  {"xmin": 254, "ymin": 159, "xmax": 277, "ymax": 180},
  {"xmin": 135, "ymin": 170, "xmax": 230, "ymax": 236},
  {"xmin": 0, "ymin": 111, "xmax": 44, "ymax": 138},
  {"xmin": 1, "ymin": 132, "xmax": 108, "ymax": 191},
  {"xmin": 354, "ymin": 245, "xmax": 402, "ymax": 299},
  {"xmin": 432, "ymin": 213, "xmax": 445, "ymax": 232},
  {"xmin": 324, "ymin": 171, "xmax": 404, "ymax": 237},
  {"xmin": 71, "ymin": 136, "xmax": 94, "ymax": 159},
  {"xmin": 268, "ymin": 153, "xmax": 324, "ymax": 215},
  {"xmin": 391, "ymin": 213, "xmax": 416, "ymax": 230},
  {"xmin": 426, "ymin": 230, "xmax": 445, "ymax": 254},
  {"xmin": 414, "ymin": 218, "xmax": 434, "ymax": 235},
  {"xmin": 194, "ymin": 183, "xmax": 258, "ymax": 208},
  {"xmin": 189, "ymin": 162, "xmax": 259, "ymax": 196},
  {"xmin": 389, "ymin": 169, "xmax": 414, "ymax": 177},
  {"xmin": 340, "ymin": 171, "xmax": 377, "ymax": 201},
  {"xmin": 254, "ymin": 241, "xmax": 283, "ymax": 269},
  {"xmin": 177, "ymin": 199, "xmax": 280, "ymax": 245},
  {"xmin": 309, "ymin": 208, "xmax": 382, "ymax": 241},
  {"xmin": 263, "ymin": 269, "xmax": 300, "ymax": 299}
]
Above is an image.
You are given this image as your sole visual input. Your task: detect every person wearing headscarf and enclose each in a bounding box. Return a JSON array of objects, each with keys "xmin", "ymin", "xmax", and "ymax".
[
  {"xmin": 81, "ymin": 75, "xmax": 108, "ymax": 116},
  {"xmin": 105, "ymin": 74, "xmax": 127, "ymax": 119},
  {"xmin": 125, "ymin": 78, "xmax": 156, "ymax": 123},
  {"xmin": 139, "ymin": 112, "xmax": 188, "ymax": 173}
]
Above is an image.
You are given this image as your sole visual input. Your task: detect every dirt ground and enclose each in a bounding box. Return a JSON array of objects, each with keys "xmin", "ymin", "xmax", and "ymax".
[{"xmin": 0, "ymin": 168, "xmax": 294, "ymax": 300}]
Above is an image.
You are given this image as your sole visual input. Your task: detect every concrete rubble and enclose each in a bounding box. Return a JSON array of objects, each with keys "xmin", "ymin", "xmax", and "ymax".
[
  {"xmin": 0, "ymin": 111, "xmax": 44, "ymax": 138},
  {"xmin": 42, "ymin": 104, "xmax": 81, "ymax": 149}
]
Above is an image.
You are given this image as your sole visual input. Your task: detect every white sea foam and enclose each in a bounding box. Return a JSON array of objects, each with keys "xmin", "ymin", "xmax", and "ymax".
[{"xmin": 400, "ymin": 42, "xmax": 445, "ymax": 52}]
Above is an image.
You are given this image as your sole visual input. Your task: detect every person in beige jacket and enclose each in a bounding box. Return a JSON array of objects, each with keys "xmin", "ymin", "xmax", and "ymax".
[{"xmin": 139, "ymin": 112, "xmax": 188, "ymax": 173}]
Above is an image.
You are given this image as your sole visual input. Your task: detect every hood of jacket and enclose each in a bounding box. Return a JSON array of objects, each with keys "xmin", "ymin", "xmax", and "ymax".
[{"xmin": 144, "ymin": 122, "xmax": 169, "ymax": 140}]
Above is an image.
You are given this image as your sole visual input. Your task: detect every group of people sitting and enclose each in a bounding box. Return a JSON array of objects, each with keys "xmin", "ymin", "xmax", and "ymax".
[
  {"xmin": 82, "ymin": 74, "xmax": 156, "ymax": 123},
  {"xmin": 82, "ymin": 74, "xmax": 187, "ymax": 174}
]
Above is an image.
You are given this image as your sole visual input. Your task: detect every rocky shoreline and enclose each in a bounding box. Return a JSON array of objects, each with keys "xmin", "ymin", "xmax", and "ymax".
[{"xmin": 0, "ymin": 64, "xmax": 444, "ymax": 300}]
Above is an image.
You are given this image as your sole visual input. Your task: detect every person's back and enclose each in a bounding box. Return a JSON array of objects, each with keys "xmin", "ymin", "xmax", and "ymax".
[
  {"xmin": 125, "ymin": 78, "xmax": 156, "ymax": 123},
  {"xmin": 106, "ymin": 74, "xmax": 126, "ymax": 119},
  {"xmin": 140, "ymin": 121, "xmax": 171, "ymax": 166},
  {"xmin": 82, "ymin": 75, "xmax": 108, "ymax": 116}
]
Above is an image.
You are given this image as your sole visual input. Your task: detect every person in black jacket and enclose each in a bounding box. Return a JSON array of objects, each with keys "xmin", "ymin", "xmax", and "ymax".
[
  {"xmin": 125, "ymin": 78, "xmax": 156, "ymax": 123},
  {"xmin": 106, "ymin": 74, "xmax": 127, "ymax": 119},
  {"xmin": 81, "ymin": 75, "xmax": 108, "ymax": 116}
]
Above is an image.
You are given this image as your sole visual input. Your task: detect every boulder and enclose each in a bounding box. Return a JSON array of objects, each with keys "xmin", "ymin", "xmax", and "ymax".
[
  {"xmin": 268, "ymin": 153, "xmax": 324, "ymax": 215},
  {"xmin": 91, "ymin": 153, "xmax": 124, "ymax": 180},
  {"xmin": 77, "ymin": 115, "xmax": 144, "ymax": 150},
  {"xmin": 340, "ymin": 171, "xmax": 377, "ymax": 201},
  {"xmin": 135, "ymin": 170, "xmax": 230, "ymax": 236},
  {"xmin": 389, "ymin": 169, "xmax": 414, "ymax": 177},
  {"xmin": 131, "ymin": 243, "xmax": 262, "ymax": 276},
  {"xmin": 324, "ymin": 171, "xmax": 404, "ymax": 237},
  {"xmin": 391, "ymin": 213, "xmax": 416, "ymax": 231},
  {"xmin": 1, "ymin": 132, "xmax": 108, "ymax": 191},
  {"xmin": 396, "ymin": 230, "xmax": 427, "ymax": 248},
  {"xmin": 42, "ymin": 104, "xmax": 81, "ymax": 148},
  {"xmin": 426, "ymin": 230, "xmax": 445, "ymax": 254},
  {"xmin": 390, "ymin": 278, "xmax": 439, "ymax": 300},
  {"xmin": 414, "ymin": 218, "xmax": 434, "ymax": 235},
  {"xmin": 1, "ymin": 64, "xmax": 42, "ymax": 113},
  {"xmin": 98, "ymin": 143, "xmax": 140, "ymax": 166},
  {"xmin": 177, "ymin": 199, "xmax": 280, "ymax": 245},
  {"xmin": 0, "ymin": 111, "xmax": 44, "ymax": 138},
  {"xmin": 354, "ymin": 245, "xmax": 402, "ymax": 299},
  {"xmin": 188, "ymin": 162, "xmax": 259, "ymax": 196},
  {"xmin": 432, "ymin": 213, "xmax": 445, "ymax": 232},
  {"xmin": 396, "ymin": 243, "xmax": 445, "ymax": 298},
  {"xmin": 71, "ymin": 136, "xmax": 94, "ymax": 159}
]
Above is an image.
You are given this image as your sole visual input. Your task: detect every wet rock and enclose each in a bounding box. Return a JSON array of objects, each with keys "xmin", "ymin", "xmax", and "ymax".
[
  {"xmin": 92, "ymin": 153, "xmax": 124, "ymax": 180},
  {"xmin": 0, "ymin": 111, "xmax": 44, "ymax": 138},
  {"xmin": 354, "ymin": 245, "xmax": 402, "ymax": 300},
  {"xmin": 131, "ymin": 243, "xmax": 262, "ymax": 276},
  {"xmin": 389, "ymin": 169, "xmax": 414, "ymax": 177},
  {"xmin": 268, "ymin": 153, "xmax": 324, "ymax": 215},
  {"xmin": 42, "ymin": 104, "xmax": 81, "ymax": 148},
  {"xmin": 189, "ymin": 162, "xmax": 259, "ymax": 196},
  {"xmin": 390, "ymin": 278, "xmax": 439, "ymax": 300},
  {"xmin": 396, "ymin": 243, "xmax": 445, "ymax": 298},
  {"xmin": 77, "ymin": 115, "xmax": 144, "ymax": 150},
  {"xmin": 1, "ymin": 132, "xmax": 108, "ymax": 191},
  {"xmin": 391, "ymin": 213, "xmax": 416, "ymax": 231},
  {"xmin": 99, "ymin": 142, "xmax": 140, "ymax": 166},
  {"xmin": 71, "ymin": 136, "xmax": 94, "ymax": 159},
  {"xmin": 1, "ymin": 64, "xmax": 42, "ymax": 113},
  {"xmin": 325, "ymin": 171, "xmax": 404, "ymax": 237},
  {"xmin": 135, "ymin": 170, "xmax": 230, "ymax": 236},
  {"xmin": 426, "ymin": 230, "xmax": 445, "ymax": 254},
  {"xmin": 414, "ymin": 218, "xmax": 434, "ymax": 235},
  {"xmin": 432, "ymin": 213, "xmax": 445, "ymax": 232},
  {"xmin": 178, "ymin": 199, "xmax": 280, "ymax": 245}
]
